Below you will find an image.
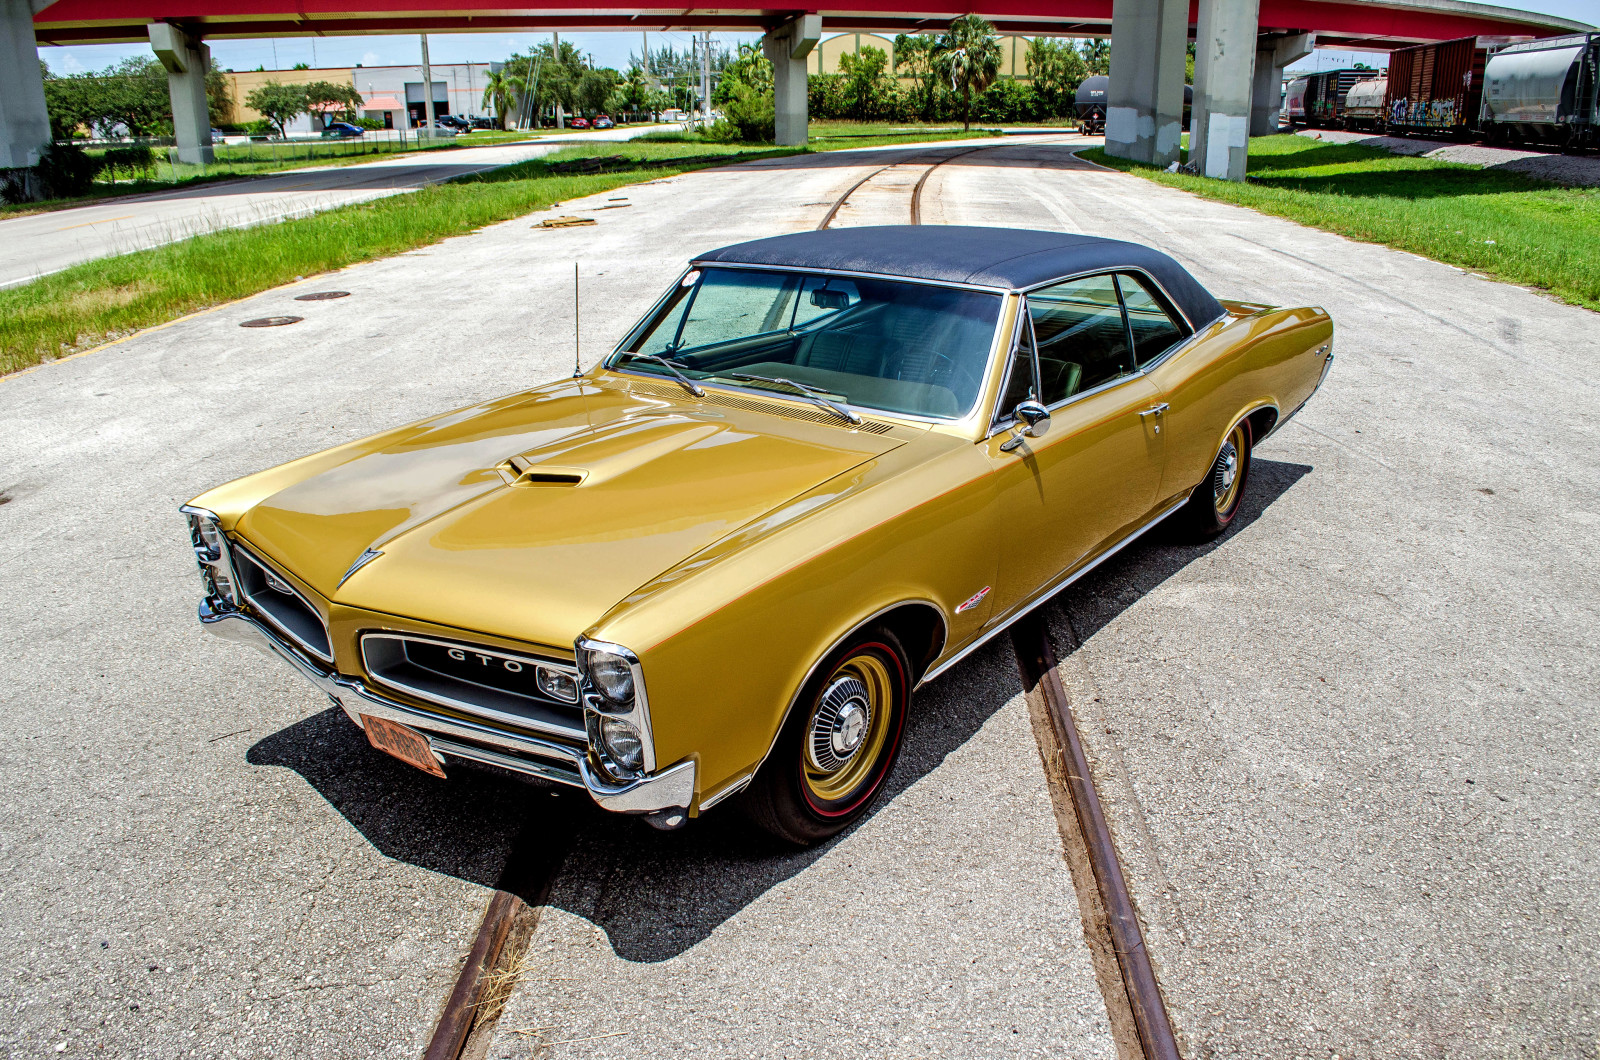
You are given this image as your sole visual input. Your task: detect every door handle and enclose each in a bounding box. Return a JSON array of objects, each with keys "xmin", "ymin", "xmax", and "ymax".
[{"xmin": 1138, "ymin": 403, "xmax": 1170, "ymax": 418}]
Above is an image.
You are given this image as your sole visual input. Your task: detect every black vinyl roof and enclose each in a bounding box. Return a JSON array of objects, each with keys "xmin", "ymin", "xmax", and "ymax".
[{"xmin": 694, "ymin": 225, "xmax": 1225, "ymax": 328}]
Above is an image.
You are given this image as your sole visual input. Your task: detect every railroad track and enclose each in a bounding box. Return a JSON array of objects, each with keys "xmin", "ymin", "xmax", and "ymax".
[{"xmin": 425, "ymin": 131, "xmax": 1181, "ymax": 1060}]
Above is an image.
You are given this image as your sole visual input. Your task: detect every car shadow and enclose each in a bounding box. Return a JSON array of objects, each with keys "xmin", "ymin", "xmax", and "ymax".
[{"xmin": 246, "ymin": 455, "xmax": 1311, "ymax": 962}]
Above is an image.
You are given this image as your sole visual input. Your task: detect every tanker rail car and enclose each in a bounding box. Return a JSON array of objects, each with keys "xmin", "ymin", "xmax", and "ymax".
[{"xmin": 1480, "ymin": 33, "xmax": 1600, "ymax": 150}]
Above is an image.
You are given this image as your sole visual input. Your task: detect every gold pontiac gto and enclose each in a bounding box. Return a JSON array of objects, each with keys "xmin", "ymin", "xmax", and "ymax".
[{"xmin": 183, "ymin": 226, "xmax": 1332, "ymax": 844}]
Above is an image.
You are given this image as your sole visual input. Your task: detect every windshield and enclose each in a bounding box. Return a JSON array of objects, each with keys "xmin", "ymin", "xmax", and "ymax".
[{"xmin": 609, "ymin": 266, "xmax": 1004, "ymax": 419}]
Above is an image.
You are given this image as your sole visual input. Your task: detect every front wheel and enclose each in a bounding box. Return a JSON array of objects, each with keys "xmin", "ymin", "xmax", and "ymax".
[
  {"xmin": 1177, "ymin": 418, "xmax": 1252, "ymax": 540},
  {"xmin": 740, "ymin": 626, "xmax": 911, "ymax": 846}
]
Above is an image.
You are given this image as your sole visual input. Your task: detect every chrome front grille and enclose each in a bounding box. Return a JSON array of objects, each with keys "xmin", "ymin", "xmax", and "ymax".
[
  {"xmin": 360, "ymin": 633, "xmax": 586, "ymax": 741},
  {"xmin": 233, "ymin": 547, "xmax": 333, "ymax": 663}
]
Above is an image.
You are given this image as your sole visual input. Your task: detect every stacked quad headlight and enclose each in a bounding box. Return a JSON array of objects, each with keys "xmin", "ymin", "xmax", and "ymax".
[
  {"xmin": 576, "ymin": 638, "xmax": 656, "ymax": 780},
  {"xmin": 181, "ymin": 505, "xmax": 238, "ymax": 608}
]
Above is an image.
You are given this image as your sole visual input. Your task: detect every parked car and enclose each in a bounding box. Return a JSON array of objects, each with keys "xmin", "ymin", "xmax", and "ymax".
[
  {"xmin": 593, "ymin": 114, "xmax": 615, "ymax": 129},
  {"xmin": 436, "ymin": 114, "xmax": 471, "ymax": 132},
  {"xmin": 322, "ymin": 121, "xmax": 364, "ymax": 139},
  {"xmin": 182, "ymin": 226, "xmax": 1333, "ymax": 844},
  {"xmin": 469, "ymin": 115, "xmax": 496, "ymax": 130},
  {"xmin": 569, "ymin": 117, "xmax": 591, "ymax": 129}
]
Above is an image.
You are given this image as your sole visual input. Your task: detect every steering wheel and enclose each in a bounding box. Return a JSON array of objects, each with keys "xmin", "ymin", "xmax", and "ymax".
[{"xmin": 925, "ymin": 350, "xmax": 983, "ymax": 398}]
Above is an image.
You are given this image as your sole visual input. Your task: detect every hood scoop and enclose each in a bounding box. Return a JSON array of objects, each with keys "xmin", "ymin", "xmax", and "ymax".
[{"xmin": 500, "ymin": 456, "xmax": 586, "ymax": 487}]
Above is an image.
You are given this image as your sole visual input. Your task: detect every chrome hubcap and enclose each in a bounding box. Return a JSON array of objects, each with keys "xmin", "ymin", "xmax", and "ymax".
[
  {"xmin": 809, "ymin": 676, "xmax": 873, "ymax": 772},
  {"xmin": 1213, "ymin": 443, "xmax": 1238, "ymax": 502}
]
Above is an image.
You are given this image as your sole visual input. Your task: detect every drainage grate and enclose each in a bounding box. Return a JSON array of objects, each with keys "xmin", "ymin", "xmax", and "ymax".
[
  {"xmin": 240, "ymin": 316, "xmax": 303, "ymax": 328},
  {"xmin": 293, "ymin": 291, "xmax": 350, "ymax": 301}
]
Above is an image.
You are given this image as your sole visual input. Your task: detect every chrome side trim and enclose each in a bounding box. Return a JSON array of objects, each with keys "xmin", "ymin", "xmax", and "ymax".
[
  {"xmin": 919, "ymin": 496, "xmax": 1189, "ymax": 685},
  {"xmin": 698, "ymin": 771, "xmax": 755, "ymax": 812}
]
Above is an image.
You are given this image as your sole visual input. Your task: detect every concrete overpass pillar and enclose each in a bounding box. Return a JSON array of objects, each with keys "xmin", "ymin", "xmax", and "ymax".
[
  {"xmin": 1251, "ymin": 33, "xmax": 1313, "ymax": 135},
  {"xmin": 763, "ymin": 13, "xmax": 821, "ymax": 146},
  {"xmin": 1190, "ymin": 0, "xmax": 1260, "ymax": 181},
  {"xmin": 1104, "ymin": 0, "xmax": 1188, "ymax": 167},
  {"xmin": 1, "ymin": 0, "xmax": 51, "ymax": 182},
  {"xmin": 149, "ymin": 22, "xmax": 214, "ymax": 165}
]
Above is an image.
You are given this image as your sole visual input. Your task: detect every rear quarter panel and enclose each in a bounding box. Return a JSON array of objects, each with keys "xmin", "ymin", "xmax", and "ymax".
[{"xmin": 1148, "ymin": 304, "xmax": 1333, "ymax": 503}]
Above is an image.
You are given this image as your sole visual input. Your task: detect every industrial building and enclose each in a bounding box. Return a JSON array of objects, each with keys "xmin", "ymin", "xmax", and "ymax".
[{"xmin": 217, "ymin": 62, "xmax": 496, "ymax": 133}]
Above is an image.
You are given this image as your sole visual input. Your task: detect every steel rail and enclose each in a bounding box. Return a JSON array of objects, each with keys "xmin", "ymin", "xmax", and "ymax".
[
  {"xmin": 1012, "ymin": 617, "xmax": 1181, "ymax": 1060},
  {"xmin": 421, "ymin": 816, "xmax": 569, "ymax": 1060}
]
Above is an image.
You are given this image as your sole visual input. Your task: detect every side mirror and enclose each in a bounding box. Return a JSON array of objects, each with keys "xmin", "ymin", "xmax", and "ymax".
[{"xmin": 1000, "ymin": 399, "xmax": 1050, "ymax": 452}]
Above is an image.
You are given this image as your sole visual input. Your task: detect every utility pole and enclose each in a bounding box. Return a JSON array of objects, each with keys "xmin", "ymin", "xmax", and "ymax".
[
  {"xmin": 642, "ymin": 31, "xmax": 649, "ymax": 73},
  {"xmin": 420, "ymin": 34, "xmax": 436, "ymax": 138},
  {"xmin": 553, "ymin": 31, "xmax": 565, "ymax": 128},
  {"xmin": 700, "ymin": 31, "xmax": 712, "ymax": 126}
]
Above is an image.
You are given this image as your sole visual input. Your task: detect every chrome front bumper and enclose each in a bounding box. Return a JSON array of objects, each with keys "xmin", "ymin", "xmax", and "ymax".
[{"xmin": 199, "ymin": 601, "xmax": 695, "ymax": 824}]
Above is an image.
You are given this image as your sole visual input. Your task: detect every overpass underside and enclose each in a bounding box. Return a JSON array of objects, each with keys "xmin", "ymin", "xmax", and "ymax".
[{"xmin": 2, "ymin": 0, "xmax": 1587, "ymax": 193}]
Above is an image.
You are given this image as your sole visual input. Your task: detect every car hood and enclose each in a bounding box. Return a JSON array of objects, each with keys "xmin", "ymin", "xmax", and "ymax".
[{"xmin": 236, "ymin": 378, "xmax": 905, "ymax": 648}]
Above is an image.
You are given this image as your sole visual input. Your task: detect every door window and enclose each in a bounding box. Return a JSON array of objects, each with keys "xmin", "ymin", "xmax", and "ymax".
[
  {"xmin": 1117, "ymin": 274, "xmax": 1188, "ymax": 367},
  {"xmin": 1026, "ymin": 274, "xmax": 1133, "ymax": 404}
]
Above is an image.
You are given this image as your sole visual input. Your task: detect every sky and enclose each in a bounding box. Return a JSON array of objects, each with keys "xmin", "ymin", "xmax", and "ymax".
[{"xmin": 36, "ymin": 0, "xmax": 1592, "ymax": 83}]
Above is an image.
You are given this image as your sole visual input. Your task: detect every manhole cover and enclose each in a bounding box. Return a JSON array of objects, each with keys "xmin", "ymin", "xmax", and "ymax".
[
  {"xmin": 240, "ymin": 316, "xmax": 303, "ymax": 328},
  {"xmin": 293, "ymin": 290, "xmax": 351, "ymax": 301}
]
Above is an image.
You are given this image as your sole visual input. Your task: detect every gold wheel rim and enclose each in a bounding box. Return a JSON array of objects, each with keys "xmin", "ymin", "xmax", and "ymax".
[
  {"xmin": 802, "ymin": 653, "xmax": 894, "ymax": 804},
  {"xmin": 1212, "ymin": 423, "xmax": 1247, "ymax": 515}
]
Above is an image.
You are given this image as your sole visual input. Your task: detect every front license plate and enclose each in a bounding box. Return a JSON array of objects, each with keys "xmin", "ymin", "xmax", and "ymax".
[{"xmin": 362, "ymin": 714, "xmax": 446, "ymax": 778}]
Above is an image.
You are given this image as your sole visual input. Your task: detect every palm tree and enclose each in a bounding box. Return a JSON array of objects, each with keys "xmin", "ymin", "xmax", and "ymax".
[
  {"xmin": 481, "ymin": 67, "xmax": 514, "ymax": 129},
  {"xmin": 933, "ymin": 15, "xmax": 1002, "ymax": 131}
]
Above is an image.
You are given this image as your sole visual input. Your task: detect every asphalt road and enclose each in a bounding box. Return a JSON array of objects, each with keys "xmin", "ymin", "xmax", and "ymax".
[
  {"xmin": 0, "ymin": 138, "xmax": 1594, "ymax": 1058},
  {"xmin": 0, "ymin": 126, "xmax": 656, "ymax": 289}
]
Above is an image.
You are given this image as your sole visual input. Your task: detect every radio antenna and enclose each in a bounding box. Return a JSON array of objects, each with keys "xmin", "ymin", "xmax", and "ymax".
[{"xmin": 572, "ymin": 261, "xmax": 581, "ymax": 378}]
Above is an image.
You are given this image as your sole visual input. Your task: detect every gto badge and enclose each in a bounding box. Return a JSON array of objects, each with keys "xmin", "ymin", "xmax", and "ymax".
[
  {"xmin": 446, "ymin": 647, "xmax": 524, "ymax": 673},
  {"xmin": 955, "ymin": 586, "xmax": 991, "ymax": 613}
]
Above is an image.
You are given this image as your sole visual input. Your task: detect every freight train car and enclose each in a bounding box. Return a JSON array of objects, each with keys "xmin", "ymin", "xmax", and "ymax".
[
  {"xmin": 1384, "ymin": 36, "xmax": 1487, "ymax": 137},
  {"xmin": 1075, "ymin": 77, "xmax": 1193, "ymax": 135},
  {"xmin": 1300, "ymin": 69, "xmax": 1372, "ymax": 127},
  {"xmin": 1343, "ymin": 76, "xmax": 1388, "ymax": 130},
  {"xmin": 1480, "ymin": 33, "xmax": 1600, "ymax": 149}
]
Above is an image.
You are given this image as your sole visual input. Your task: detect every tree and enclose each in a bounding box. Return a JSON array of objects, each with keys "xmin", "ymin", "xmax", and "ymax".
[
  {"xmin": 934, "ymin": 15, "xmax": 1003, "ymax": 131},
  {"xmin": 303, "ymin": 80, "xmax": 363, "ymax": 123},
  {"xmin": 893, "ymin": 33, "xmax": 945, "ymax": 121},
  {"xmin": 1025, "ymin": 37, "xmax": 1089, "ymax": 116},
  {"xmin": 576, "ymin": 67, "xmax": 620, "ymax": 116},
  {"xmin": 481, "ymin": 67, "xmax": 515, "ymax": 128},
  {"xmin": 839, "ymin": 46, "xmax": 899, "ymax": 120},
  {"xmin": 245, "ymin": 81, "xmax": 308, "ymax": 137},
  {"xmin": 1080, "ymin": 39, "xmax": 1111, "ymax": 76},
  {"xmin": 714, "ymin": 44, "xmax": 775, "ymax": 140}
]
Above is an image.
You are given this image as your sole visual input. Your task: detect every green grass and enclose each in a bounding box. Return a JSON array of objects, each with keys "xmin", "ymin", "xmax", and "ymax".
[
  {"xmin": 1, "ymin": 129, "xmax": 552, "ymax": 218},
  {"xmin": 1083, "ymin": 135, "xmax": 1600, "ymax": 312},
  {"xmin": 0, "ymin": 128, "xmax": 1017, "ymax": 374}
]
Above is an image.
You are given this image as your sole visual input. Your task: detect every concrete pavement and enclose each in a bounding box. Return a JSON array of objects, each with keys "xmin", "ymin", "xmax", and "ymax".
[
  {"xmin": 0, "ymin": 137, "xmax": 1594, "ymax": 1058},
  {"xmin": 0, "ymin": 126, "xmax": 657, "ymax": 289}
]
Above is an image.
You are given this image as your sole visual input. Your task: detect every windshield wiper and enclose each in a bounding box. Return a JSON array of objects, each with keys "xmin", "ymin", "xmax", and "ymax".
[
  {"xmin": 726, "ymin": 373, "xmax": 862, "ymax": 425},
  {"xmin": 617, "ymin": 352, "xmax": 705, "ymax": 397}
]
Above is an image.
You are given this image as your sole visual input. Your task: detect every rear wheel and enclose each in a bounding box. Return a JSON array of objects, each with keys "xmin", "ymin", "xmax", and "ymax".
[
  {"xmin": 741, "ymin": 626, "xmax": 911, "ymax": 846},
  {"xmin": 1178, "ymin": 419, "xmax": 1252, "ymax": 540}
]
